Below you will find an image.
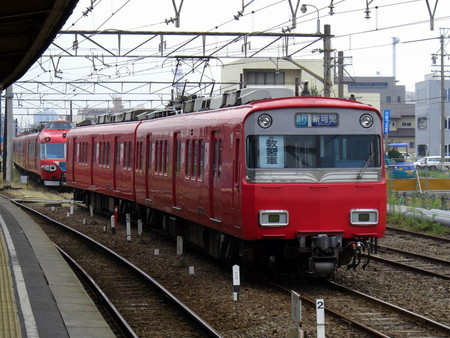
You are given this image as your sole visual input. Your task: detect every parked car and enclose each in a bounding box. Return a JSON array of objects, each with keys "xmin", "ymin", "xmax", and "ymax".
[{"xmin": 414, "ymin": 156, "xmax": 450, "ymax": 170}]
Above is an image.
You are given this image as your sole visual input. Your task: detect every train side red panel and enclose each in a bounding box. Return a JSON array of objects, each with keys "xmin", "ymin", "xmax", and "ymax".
[{"xmin": 66, "ymin": 121, "xmax": 140, "ymax": 201}]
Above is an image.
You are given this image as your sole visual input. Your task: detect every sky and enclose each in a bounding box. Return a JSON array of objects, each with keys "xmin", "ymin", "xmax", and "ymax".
[{"xmin": 11, "ymin": 0, "xmax": 450, "ymax": 126}]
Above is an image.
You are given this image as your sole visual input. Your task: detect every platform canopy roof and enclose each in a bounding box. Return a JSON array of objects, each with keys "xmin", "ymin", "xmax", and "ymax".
[{"xmin": 0, "ymin": 0, "xmax": 79, "ymax": 91}]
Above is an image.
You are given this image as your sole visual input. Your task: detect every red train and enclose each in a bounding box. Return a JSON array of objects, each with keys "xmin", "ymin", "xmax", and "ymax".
[
  {"xmin": 66, "ymin": 88, "xmax": 386, "ymax": 278},
  {"xmin": 13, "ymin": 120, "xmax": 75, "ymax": 186}
]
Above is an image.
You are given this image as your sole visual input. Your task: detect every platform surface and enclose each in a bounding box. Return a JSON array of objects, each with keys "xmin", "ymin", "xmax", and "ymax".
[{"xmin": 0, "ymin": 195, "xmax": 115, "ymax": 337}]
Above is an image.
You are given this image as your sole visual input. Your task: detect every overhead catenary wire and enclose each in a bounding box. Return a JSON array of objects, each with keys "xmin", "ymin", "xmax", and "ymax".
[{"xmin": 8, "ymin": 0, "xmax": 450, "ymax": 127}]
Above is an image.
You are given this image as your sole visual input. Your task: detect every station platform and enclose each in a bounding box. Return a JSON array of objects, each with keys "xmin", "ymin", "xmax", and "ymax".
[{"xmin": 0, "ymin": 195, "xmax": 115, "ymax": 338}]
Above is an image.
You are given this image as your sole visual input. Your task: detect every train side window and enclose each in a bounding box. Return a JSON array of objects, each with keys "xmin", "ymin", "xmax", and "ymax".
[
  {"xmin": 163, "ymin": 141, "xmax": 169, "ymax": 175},
  {"xmin": 125, "ymin": 141, "xmax": 133, "ymax": 169},
  {"xmin": 213, "ymin": 138, "xmax": 222, "ymax": 178},
  {"xmin": 154, "ymin": 141, "xmax": 159, "ymax": 173},
  {"xmin": 199, "ymin": 139, "xmax": 205, "ymax": 180},
  {"xmin": 174, "ymin": 134, "xmax": 181, "ymax": 173},
  {"xmin": 130, "ymin": 141, "xmax": 134, "ymax": 169},
  {"xmin": 234, "ymin": 138, "xmax": 240, "ymax": 185},
  {"xmin": 115, "ymin": 138, "xmax": 120, "ymax": 166},
  {"xmin": 146, "ymin": 136, "xmax": 152, "ymax": 174},
  {"xmin": 122, "ymin": 142, "xmax": 125, "ymax": 168},
  {"xmin": 193, "ymin": 139, "xmax": 198, "ymax": 180},
  {"xmin": 136, "ymin": 141, "xmax": 143, "ymax": 171},
  {"xmin": 218, "ymin": 139, "xmax": 222, "ymax": 178},
  {"xmin": 106, "ymin": 142, "xmax": 111, "ymax": 166},
  {"xmin": 74, "ymin": 141, "xmax": 78, "ymax": 163},
  {"xmin": 99, "ymin": 142, "xmax": 104, "ymax": 165},
  {"xmin": 124, "ymin": 141, "xmax": 129, "ymax": 169},
  {"xmin": 186, "ymin": 140, "xmax": 191, "ymax": 178},
  {"xmin": 93, "ymin": 141, "xmax": 98, "ymax": 165}
]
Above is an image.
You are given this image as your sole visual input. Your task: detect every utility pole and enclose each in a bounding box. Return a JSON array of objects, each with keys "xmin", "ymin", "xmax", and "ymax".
[
  {"xmin": 392, "ymin": 37, "xmax": 400, "ymax": 79},
  {"xmin": 323, "ymin": 25, "xmax": 332, "ymax": 97},
  {"xmin": 337, "ymin": 51, "xmax": 344, "ymax": 99},
  {"xmin": 440, "ymin": 30, "xmax": 446, "ymax": 163}
]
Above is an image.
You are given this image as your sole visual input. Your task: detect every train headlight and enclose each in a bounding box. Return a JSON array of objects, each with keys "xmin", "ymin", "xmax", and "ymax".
[
  {"xmin": 359, "ymin": 114, "xmax": 373, "ymax": 128},
  {"xmin": 42, "ymin": 164, "xmax": 57, "ymax": 172},
  {"xmin": 350, "ymin": 209, "xmax": 378, "ymax": 225},
  {"xmin": 259, "ymin": 210, "xmax": 288, "ymax": 227},
  {"xmin": 258, "ymin": 114, "xmax": 273, "ymax": 129}
]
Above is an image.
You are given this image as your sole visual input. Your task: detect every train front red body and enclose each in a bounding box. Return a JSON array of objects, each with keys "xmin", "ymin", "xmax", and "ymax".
[
  {"xmin": 236, "ymin": 98, "xmax": 385, "ymax": 275},
  {"xmin": 239, "ymin": 98, "xmax": 385, "ymax": 236}
]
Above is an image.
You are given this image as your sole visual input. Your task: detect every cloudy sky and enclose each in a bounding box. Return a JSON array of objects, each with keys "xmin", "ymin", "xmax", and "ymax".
[{"xmin": 12, "ymin": 0, "xmax": 450, "ymax": 125}]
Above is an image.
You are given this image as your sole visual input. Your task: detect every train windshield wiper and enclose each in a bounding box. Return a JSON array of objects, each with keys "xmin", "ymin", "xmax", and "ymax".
[{"xmin": 357, "ymin": 152, "xmax": 375, "ymax": 180}]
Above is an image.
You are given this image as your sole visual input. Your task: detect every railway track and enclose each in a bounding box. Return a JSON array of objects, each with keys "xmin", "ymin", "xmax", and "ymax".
[
  {"xmin": 372, "ymin": 245, "xmax": 450, "ymax": 279},
  {"xmin": 3, "ymin": 185, "xmax": 449, "ymax": 337},
  {"xmin": 276, "ymin": 281, "xmax": 450, "ymax": 337},
  {"xmin": 371, "ymin": 226, "xmax": 450, "ymax": 279},
  {"xmin": 386, "ymin": 225, "xmax": 450, "ymax": 244},
  {"xmin": 11, "ymin": 198, "xmax": 222, "ymax": 338}
]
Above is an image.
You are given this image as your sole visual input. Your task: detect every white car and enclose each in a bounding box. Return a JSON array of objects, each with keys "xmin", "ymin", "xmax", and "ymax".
[{"xmin": 414, "ymin": 156, "xmax": 450, "ymax": 170}]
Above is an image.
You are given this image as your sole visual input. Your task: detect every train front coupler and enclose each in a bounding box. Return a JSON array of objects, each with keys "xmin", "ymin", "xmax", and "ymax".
[
  {"xmin": 299, "ymin": 234, "xmax": 343, "ymax": 277},
  {"xmin": 346, "ymin": 240, "xmax": 372, "ymax": 270}
]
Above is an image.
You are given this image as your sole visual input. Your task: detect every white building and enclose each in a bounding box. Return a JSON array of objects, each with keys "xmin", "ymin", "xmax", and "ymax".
[
  {"xmin": 220, "ymin": 58, "xmax": 381, "ymax": 108},
  {"xmin": 415, "ymin": 74, "xmax": 450, "ymax": 157}
]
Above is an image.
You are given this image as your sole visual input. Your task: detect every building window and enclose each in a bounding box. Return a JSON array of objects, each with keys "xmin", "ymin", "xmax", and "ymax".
[
  {"xmin": 417, "ymin": 117, "xmax": 427, "ymax": 130},
  {"xmin": 386, "ymin": 96, "xmax": 391, "ymax": 103},
  {"xmin": 397, "ymin": 96, "xmax": 401, "ymax": 103},
  {"xmin": 417, "ymin": 144, "xmax": 428, "ymax": 157},
  {"xmin": 401, "ymin": 122, "xmax": 412, "ymax": 127},
  {"xmin": 247, "ymin": 71, "xmax": 285, "ymax": 85}
]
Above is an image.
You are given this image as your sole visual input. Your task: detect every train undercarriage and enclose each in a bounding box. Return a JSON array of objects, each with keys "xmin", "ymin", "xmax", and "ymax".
[{"xmin": 75, "ymin": 189, "xmax": 376, "ymax": 279}]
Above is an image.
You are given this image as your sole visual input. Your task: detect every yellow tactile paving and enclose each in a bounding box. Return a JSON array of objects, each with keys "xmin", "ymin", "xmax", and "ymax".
[{"xmin": 0, "ymin": 228, "xmax": 21, "ymax": 338}]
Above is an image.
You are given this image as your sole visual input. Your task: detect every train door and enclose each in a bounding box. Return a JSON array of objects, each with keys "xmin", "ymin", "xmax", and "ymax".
[
  {"xmin": 172, "ymin": 132, "xmax": 182, "ymax": 209},
  {"xmin": 71, "ymin": 138, "xmax": 77, "ymax": 184},
  {"xmin": 232, "ymin": 131, "xmax": 241, "ymax": 219},
  {"xmin": 209, "ymin": 130, "xmax": 222, "ymax": 222},
  {"xmin": 91, "ymin": 137, "xmax": 96, "ymax": 186},
  {"xmin": 113, "ymin": 136, "xmax": 119, "ymax": 190},
  {"xmin": 145, "ymin": 134, "xmax": 152, "ymax": 202},
  {"xmin": 25, "ymin": 139, "xmax": 30, "ymax": 169}
]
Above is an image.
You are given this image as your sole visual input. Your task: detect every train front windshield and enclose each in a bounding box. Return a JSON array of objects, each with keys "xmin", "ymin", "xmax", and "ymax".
[
  {"xmin": 40, "ymin": 143, "xmax": 66, "ymax": 159},
  {"xmin": 246, "ymin": 134, "xmax": 381, "ymax": 183}
]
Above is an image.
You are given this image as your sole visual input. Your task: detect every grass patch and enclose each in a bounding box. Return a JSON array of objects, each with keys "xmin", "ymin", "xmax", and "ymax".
[
  {"xmin": 416, "ymin": 169, "xmax": 450, "ymax": 178},
  {"xmin": 388, "ymin": 207, "xmax": 450, "ymax": 236}
]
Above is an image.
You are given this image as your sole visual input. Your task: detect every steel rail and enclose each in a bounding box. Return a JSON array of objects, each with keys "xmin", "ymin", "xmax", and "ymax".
[
  {"xmin": 377, "ymin": 245, "xmax": 450, "ymax": 267},
  {"xmin": 272, "ymin": 282, "xmax": 390, "ymax": 337},
  {"xmin": 11, "ymin": 198, "xmax": 223, "ymax": 338},
  {"xmin": 55, "ymin": 244, "xmax": 139, "ymax": 338},
  {"xmin": 368, "ymin": 254, "xmax": 450, "ymax": 280},
  {"xmin": 328, "ymin": 281, "xmax": 450, "ymax": 336}
]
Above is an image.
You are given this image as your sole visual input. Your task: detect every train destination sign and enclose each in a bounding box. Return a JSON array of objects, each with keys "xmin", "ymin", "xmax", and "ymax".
[
  {"xmin": 258, "ymin": 135, "xmax": 285, "ymax": 168},
  {"xmin": 295, "ymin": 113, "xmax": 338, "ymax": 127}
]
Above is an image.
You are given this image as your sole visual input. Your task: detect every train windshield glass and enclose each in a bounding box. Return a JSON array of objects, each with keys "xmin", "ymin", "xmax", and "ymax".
[
  {"xmin": 40, "ymin": 143, "xmax": 66, "ymax": 159},
  {"xmin": 45, "ymin": 121, "xmax": 74, "ymax": 129},
  {"xmin": 246, "ymin": 134, "xmax": 381, "ymax": 169}
]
